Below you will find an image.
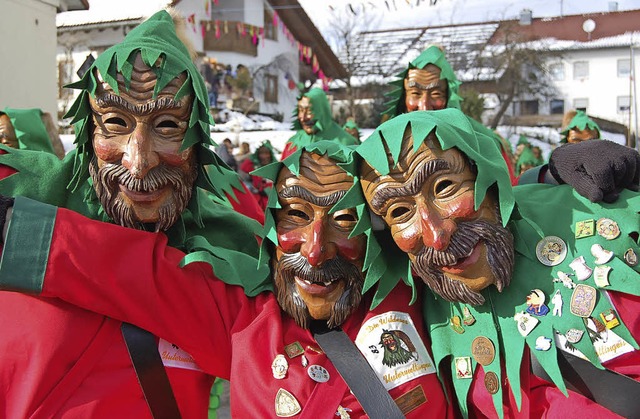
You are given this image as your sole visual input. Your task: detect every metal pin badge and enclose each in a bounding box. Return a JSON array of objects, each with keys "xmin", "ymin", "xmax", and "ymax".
[
  {"xmin": 275, "ymin": 388, "xmax": 301, "ymax": 417},
  {"xmin": 593, "ymin": 265, "xmax": 612, "ymax": 288},
  {"xmin": 307, "ymin": 364, "xmax": 330, "ymax": 383},
  {"xmin": 596, "ymin": 218, "xmax": 620, "ymax": 240},
  {"xmin": 570, "ymin": 284, "xmax": 597, "ymax": 318},
  {"xmin": 569, "ymin": 256, "xmax": 593, "ymax": 281},
  {"xmin": 271, "ymin": 354, "xmax": 288, "ymax": 380},
  {"xmin": 536, "ymin": 236, "xmax": 567, "ymax": 266},
  {"xmin": 591, "ymin": 244, "xmax": 614, "ymax": 265}
]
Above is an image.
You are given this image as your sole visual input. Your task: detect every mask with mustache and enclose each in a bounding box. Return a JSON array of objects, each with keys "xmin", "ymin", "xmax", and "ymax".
[
  {"xmin": 90, "ymin": 156, "xmax": 197, "ymax": 231},
  {"xmin": 274, "ymin": 252, "xmax": 364, "ymax": 329},
  {"xmin": 412, "ymin": 219, "xmax": 514, "ymax": 305}
]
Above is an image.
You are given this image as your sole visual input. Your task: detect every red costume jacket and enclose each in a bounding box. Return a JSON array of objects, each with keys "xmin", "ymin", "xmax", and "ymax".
[
  {"xmin": 1, "ymin": 203, "xmax": 456, "ymax": 418},
  {"xmin": 0, "ymin": 152, "xmax": 262, "ymax": 418}
]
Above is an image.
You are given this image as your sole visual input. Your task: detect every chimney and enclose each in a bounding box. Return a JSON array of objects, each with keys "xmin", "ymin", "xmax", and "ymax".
[
  {"xmin": 519, "ymin": 9, "xmax": 532, "ymax": 25},
  {"xmin": 609, "ymin": 2, "xmax": 619, "ymax": 12}
]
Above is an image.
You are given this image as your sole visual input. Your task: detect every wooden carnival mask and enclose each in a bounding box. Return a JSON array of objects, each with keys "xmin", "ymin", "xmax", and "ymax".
[
  {"xmin": 88, "ymin": 53, "xmax": 197, "ymax": 231},
  {"xmin": 273, "ymin": 151, "xmax": 366, "ymax": 328},
  {"xmin": 404, "ymin": 64, "xmax": 448, "ymax": 112},
  {"xmin": 297, "ymin": 96, "xmax": 317, "ymax": 135},
  {"xmin": 361, "ymin": 129, "xmax": 514, "ymax": 305}
]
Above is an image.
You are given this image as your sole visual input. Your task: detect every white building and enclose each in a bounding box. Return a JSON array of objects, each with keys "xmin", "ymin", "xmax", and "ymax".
[
  {"xmin": 56, "ymin": 0, "xmax": 345, "ymax": 124},
  {"xmin": 0, "ymin": 0, "xmax": 88, "ymax": 122}
]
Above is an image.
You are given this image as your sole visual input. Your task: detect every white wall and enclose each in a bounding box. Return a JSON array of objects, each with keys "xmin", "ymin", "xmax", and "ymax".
[
  {"xmin": 547, "ymin": 46, "xmax": 640, "ymax": 126},
  {"xmin": 1, "ymin": 0, "xmax": 60, "ymax": 121}
]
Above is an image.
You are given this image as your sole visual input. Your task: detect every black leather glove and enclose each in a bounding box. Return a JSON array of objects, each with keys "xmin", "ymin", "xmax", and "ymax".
[
  {"xmin": 0, "ymin": 195, "xmax": 14, "ymax": 245},
  {"xmin": 549, "ymin": 140, "xmax": 640, "ymax": 203}
]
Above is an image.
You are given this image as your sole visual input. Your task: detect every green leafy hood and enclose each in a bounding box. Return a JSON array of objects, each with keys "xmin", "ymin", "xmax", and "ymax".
[
  {"xmin": 2, "ymin": 108, "xmax": 56, "ymax": 154},
  {"xmin": 288, "ymin": 88, "xmax": 361, "ymax": 150},
  {"xmin": 383, "ymin": 46, "xmax": 463, "ymax": 119}
]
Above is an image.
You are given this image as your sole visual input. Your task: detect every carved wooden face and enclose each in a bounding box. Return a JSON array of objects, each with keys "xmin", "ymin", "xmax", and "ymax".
[
  {"xmin": 297, "ymin": 96, "xmax": 316, "ymax": 135},
  {"xmin": 566, "ymin": 127, "xmax": 599, "ymax": 144},
  {"xmin": 403, "ymin": 65, "xmax": 448, "ymax": 112},
  {"xmin": 0, "ymin": 114, "xmax": 19, "ymax": 149},
  {"xmin": 273, "ymin": 152, "xmax": 366, "ymax": 328},
  {"xmin": 88, "ymin": 53, "xmax": 197, "ymax": 231},
  {"xmin": 344, "ymin": 126, "xmax": 359, "ymax": 140},
  {"xmin": 361, "ymin": 132, "xmax": 514, "ymax": 305}
]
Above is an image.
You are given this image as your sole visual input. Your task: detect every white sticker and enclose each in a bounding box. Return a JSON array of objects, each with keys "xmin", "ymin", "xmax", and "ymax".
[
  {"xmin": 355, "ymin": 311, "xmax": 435, "ymax": 390},
  {"xmin": 158, "ymin": 339, "xmax": 203, "ymax": 371}
]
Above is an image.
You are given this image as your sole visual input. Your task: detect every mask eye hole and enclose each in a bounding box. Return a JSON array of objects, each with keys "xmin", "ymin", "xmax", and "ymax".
[
  {"xmin": 435, "ymin": 180, "xmax": 453, "ymax": 195},
  {"xmin": 105, "ymin": 116, "xmax": 127, "ymax": 127},
  {"xmin": 391, "ymin": 207, "xmax": 410, "ymax": 218},
  {"xmin": 288, "ymin": 209, "xmax": 310, "ymax": 222}
]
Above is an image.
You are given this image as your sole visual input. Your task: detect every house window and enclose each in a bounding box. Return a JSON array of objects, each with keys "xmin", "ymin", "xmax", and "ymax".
[
  {"xmin": 617, "ymin": 96, "xmax": 631, "ymax": 112},
  {"xmin": 573, "ymin": 98, "xmax": 588, "ymax": 112},
  {"xmin": 618, "ymin": 58, "xmax": 631, "ymax": 77},
  {"xmin": 265, "ymin": 74, "xmax": 278, "ymax": 103},
  {"xmin": 550, "ymin": 99, "xmax": 564, "ymax": 114},
  {"xmin": 549, "ymin": 63, "xmax": 565, "ymax": 81},
  {"xmin": 573, "ymin": 61, "xmax": 589, "ymax": 79},
  {"xmin": 519, "ymin": 100, "xmax": 539, "ymax": 116},
  {"xmin": 264, "ymin": 6, "xmax": 277, "ymax": 41}
]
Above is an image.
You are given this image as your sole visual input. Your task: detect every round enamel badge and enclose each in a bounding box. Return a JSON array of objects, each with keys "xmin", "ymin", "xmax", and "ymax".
[
  {"xmin": 536, "ymin": 236, "xmax": 567, "ymax": 266},
  {"xmin": 596, "ymin": 218, "xmax": 620, "ymax": 240},
  {"xmin": 307, "ymin": 365, "xmax": 330, "ymax": 383}
]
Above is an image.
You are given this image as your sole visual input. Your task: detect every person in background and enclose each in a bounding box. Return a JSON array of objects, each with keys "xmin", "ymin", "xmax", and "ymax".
[
  {"xmin": 561, "ymin": 110, "xmax": 601, "ymax": 144},
  {"xmin": 238, "ymin": 140, "xmax": 277, "ymax": 209},
  {"xmin": 0, "ymin": 108, "xmax": 65, "ymax": 158},
  {"xmin": 281, "ymin": 88, "xmax": 359, "ymax": 160},
  {"xmin": 343, "ymin": 117, "xmax": 361, "ymax": 141}
]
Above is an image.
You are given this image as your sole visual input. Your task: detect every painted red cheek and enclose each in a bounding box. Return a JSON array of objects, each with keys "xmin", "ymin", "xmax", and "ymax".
[
  {"xmin": 431, "ymin": 99, "xmax": 446, "ymax": 110},
  {"xmin": 157, "ymin": 151, "xmax": 190, "ymax": 167},
  {"xmin": 93, "ymin": 139, "xmax": 124, "ymax": 163},
  {"xmin": 335, "ymin": 237, "xmax": 365, "ymax": 262},
  {"xmin": 394, "ymin": 224, "xmax": 421, "ymax": 253},
  {"xmin": 277, "ymin": 229, "xmax": 304, "ymax": 254}
]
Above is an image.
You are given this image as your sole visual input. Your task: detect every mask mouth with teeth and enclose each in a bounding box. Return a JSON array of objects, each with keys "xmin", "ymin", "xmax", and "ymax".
[{"xmin": 274, "ymin": 252, "xmax": 363, "ymax": 329}]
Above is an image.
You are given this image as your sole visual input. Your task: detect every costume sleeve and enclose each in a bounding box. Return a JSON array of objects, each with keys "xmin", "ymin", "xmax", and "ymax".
[
  {"xmin": 226, "ymin": 183, "xmax": 265, "ymax": 225},
  {"xmin": 0, "ymin": 149, "xmax": 17, "ymax": 179},
  {"xmin": 0, "ymin": 196, "xmax": 248, "ymax": 378}
]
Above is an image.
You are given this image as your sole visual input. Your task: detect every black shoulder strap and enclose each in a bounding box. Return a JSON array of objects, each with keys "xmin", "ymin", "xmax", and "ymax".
[
  {"xmin": 530, "ymin": 348, "xmax": 640, "ymax": 419},
  {"xmin": 312, "ymin": 326, "xmax": 405, "ymax": 419},
  {"xmin": 121, "ymin": 323, "xmax": 182, "ymax": 419}
]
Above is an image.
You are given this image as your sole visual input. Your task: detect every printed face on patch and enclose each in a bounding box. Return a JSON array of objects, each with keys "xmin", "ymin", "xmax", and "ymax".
[
  {"xmin": 566, "ymin": 127, "xmax": 599, "ymax": 143},
  {"xmin": 0, "ymin": 114, "xmax": 19, "ymax": 149},
  {"xmin": 297, "ymin": 96, "xmax": 316, "ymax": 135},
  {"xmin": 88, "ymin": 53, "xmax": 197, "ymax": 231},
  {"xmin": 361, "ymin": 129, "xmax": 514, "ymax": 305},
  {"xmin": 403, "ymin": 65, "xmax": 448, "ymax": 112},
  {"xmin": 273, "ymin": 151, "xmax": 366, "ymax": 329}
]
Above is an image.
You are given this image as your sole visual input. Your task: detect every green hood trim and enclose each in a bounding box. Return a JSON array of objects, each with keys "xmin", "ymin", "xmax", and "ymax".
[
  {"xmin": 288, "ymin": 88, "xmax": 360, "ymax": 150},
  {"xmin": 2, "ymin": 108, "xmax": 56, "ymax": 154},
  {"xmin": 0, "ymin": 145, "xmax": 271, "ymax": 295},
  {"xmin": 517, "ymin": 134, "xmax": 530, "ymax": 146},
  {"xmin": 383, "ymin": 46, "xmax": 462, "ymax": 119},
  {"xmin": 343, "ymin": 119, "xmax": 359, "ymax": 131},
  {"xmin": 249, "ymin": 140, "xmax": 277, "ymax": 168},
  {"xmin": 252, "ymin": 140, "xmax": 415, "ymax": 308},
  {"xmin": 63, "ymin": 10, "xmax": 243, "ymax": 218},
  {"xmin": 425, "ymin": 185, "xmax": 640, "ymax": 418},
  {"xmin": 560, "ymin": 111, "xmax": 601, "ymax": 143},
  {"xmin": 358, "ymin": 109, "xmax": 515, "ymax": 226}
]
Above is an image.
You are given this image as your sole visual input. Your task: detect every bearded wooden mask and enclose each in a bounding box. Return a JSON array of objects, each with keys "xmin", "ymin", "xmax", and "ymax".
[
  {"xmin": 273, "ymin": 151, "xmax": 366, "ymax": 328},
  {"xmin": 0, "ymin": 114, "xmax": 19, "ymax": 149},
  {"xmin": 361, "ymin": 129, "xmax": 514, "ymax": 305},
  {"xmin": 88, "ymin": 53, "xmax": 197, "ymax": 231}
]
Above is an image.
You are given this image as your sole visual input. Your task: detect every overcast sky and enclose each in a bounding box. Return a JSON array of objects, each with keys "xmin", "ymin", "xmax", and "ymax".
[{"xmin": 298, "ymin": 0, "xmax": 640, "ymax": 35}]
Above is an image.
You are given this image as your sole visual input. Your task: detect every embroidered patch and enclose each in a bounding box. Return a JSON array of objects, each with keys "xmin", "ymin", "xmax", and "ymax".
[
  {"xmin": 394, "ymin": 385, "xmax": 427, "ymax": 415},
  {"xmin": 158, "ymin": 339, "xmax": 203, "ymax": 371},
  {"xmin": 355, "ymin": 311, "xmax": 435, "ymax": 390}
]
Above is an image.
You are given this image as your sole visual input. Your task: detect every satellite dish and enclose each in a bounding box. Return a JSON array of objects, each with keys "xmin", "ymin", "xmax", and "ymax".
[{"xmin": 583, "ymin": 19, "xmax": 596, "ymax": 33}]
